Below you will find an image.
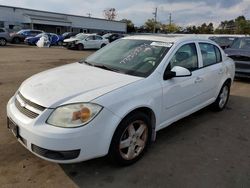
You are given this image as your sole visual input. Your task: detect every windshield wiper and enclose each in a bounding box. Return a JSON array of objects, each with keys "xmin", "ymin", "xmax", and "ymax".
[
  {"xmin": 79, "ymin": 59, "xmax": 94, "ymax": 66},
  {"xmin": 92, "ymin": 64, "xmax": 122, "ymax": 73}
]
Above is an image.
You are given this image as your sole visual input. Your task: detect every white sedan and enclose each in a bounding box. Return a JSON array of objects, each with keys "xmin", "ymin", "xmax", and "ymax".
[
  {"xmin": 63, "ymin": 33, "xmax": 109, "ymax": 50},
  {"xmin": 7, "ymin": 35, "xmax": 235, "ymax": 165}
]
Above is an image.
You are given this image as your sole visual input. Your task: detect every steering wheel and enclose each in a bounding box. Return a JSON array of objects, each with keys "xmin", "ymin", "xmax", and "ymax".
[{"xmin": 143, "ymin": 57, "xmax": 157, "ymax": 66}]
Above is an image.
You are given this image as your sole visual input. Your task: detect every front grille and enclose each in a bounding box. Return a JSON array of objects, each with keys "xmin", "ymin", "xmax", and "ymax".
[
  {"xmin": 18, "ymin": 92, "xmax": 45, "ymax": 111},
  {"xmin": 31, "ymin": 144, "xmax": 80, "ymax": 160},
  {"xmin": 15, "ymin": 99, "xmax": 39, "ymax": 119},
  {"xmin": 14, "ymin": 92, "xmax": 46, "ymax": 119}
]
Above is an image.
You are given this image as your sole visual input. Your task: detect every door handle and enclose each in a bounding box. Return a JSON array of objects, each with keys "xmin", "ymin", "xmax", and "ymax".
[{"xmin": 194, "ymin": 77, "xmax": 203, "ymax": 84}]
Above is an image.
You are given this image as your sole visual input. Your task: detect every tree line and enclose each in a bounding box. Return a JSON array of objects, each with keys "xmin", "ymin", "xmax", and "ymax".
[{"xmin": 103, "ymin": 9, "xmax": 250, "ymax": 34}]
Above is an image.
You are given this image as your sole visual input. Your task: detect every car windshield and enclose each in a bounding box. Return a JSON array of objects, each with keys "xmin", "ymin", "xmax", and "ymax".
[
  {"xmin": 36, "ymin": 33, "xmax": 44, "ymax": 37},
  {"xmin": 231, "ymin": 38, "xmax": 250, "ymax": 49},
  {"xmin": 17, "ymin": 30, "xmax": 27, "ymax": 34},
  {"xmin": 75, "ymin": 33, "xmax": 88, "ymax": 40},
  {"xmin": 82, "ymin": 39, "xmax": 172, "ymax": 77},
  {"xmin": 103, "ymin": 33, "xmax": 112, "ymax": 38},
  {"xmin": 210, "ymin": 37, "xmax": 236, "ymax": 47}
]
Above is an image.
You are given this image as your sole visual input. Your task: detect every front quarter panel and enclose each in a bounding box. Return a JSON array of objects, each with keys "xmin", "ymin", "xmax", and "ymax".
[{"xmin": 92, "ymin": 74, "xmax": 163, "ymax": 140}]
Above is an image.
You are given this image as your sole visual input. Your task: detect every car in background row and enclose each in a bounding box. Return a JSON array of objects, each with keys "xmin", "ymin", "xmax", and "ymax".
[
  {"xmin": 10, "ymin": 29, "xmax": 43, "ymax": 44},
  {"xmin": 225, "ymin": 37, "xmax": 250, "ymax": 78},
  {"xmin": 0, "ymin": 28, "xmax": 11, "ymax": 46},
  {"xmin": 24, "ymin": 33, "xmax": 64, "ymax": 46},
  {"xmin": 209, "ymin": 36, "xmax": 238, "ymax": 49},
  {"xmin": 64, "ymin": 33, "xmax": 109, "ymax": 50},
  {"xmin": 102, "ymin": 33, "xmax": 124, "ymax": 43}
]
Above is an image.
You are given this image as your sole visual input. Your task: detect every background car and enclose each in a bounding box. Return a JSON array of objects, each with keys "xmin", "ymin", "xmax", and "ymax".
[
  {"xmin": 102, "ymin": 33, "xmax": 124, "ymax": 43},
  {"xmin": 10, "ymin": 29, "xmax": 43, "ymax": 44},
  {"xmin": 64, "ymin": 33, "xmax": 109, "ymax": 50},
  {"xmin": 225, "ymin": 37, "xmax": 250, "ymax": 78},
  {"xmin": 209, "ymin": 36, "xmax": 238, "ymax": 49},
  {"xmin": 24, "ymin": 33, "xmax": 64, "ymax": 46},
  {"xmin": 0, "ymin": 28, "xmax": 11, "ymax": 46}
]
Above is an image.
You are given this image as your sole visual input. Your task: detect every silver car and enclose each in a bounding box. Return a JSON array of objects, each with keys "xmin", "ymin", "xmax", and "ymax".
[{"xmin": 0, "ymin": 28, "xmax": 11, "ymax": 46}]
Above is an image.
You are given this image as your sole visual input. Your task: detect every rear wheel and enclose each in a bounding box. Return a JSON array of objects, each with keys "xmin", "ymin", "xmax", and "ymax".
[
  {"xmin": 57, "ymin": 41, "xmax": 63, "ymax": 46},
  {"xmin": 212, "ymin": 82, "xmax": 230, "ymax": 111},
  {"xmin": 109, "ymin": 112, "xmax": 151, "ymax": 166},
  {"xmin": 13, "ymin": 37, "xmax": 20, "ymax": 44},
  {"xmin": 0, "ymin": 38, "xmax": 7, "ymax": 46},
  {"xmin": 77, "ymin": 44, "xmax": 84, "ymax": 50}
]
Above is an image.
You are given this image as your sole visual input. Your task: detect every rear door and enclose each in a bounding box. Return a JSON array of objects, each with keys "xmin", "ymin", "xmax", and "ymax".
[{"xmin": 198, "ymin": 42, "xmax": 225, "ymax": 100}]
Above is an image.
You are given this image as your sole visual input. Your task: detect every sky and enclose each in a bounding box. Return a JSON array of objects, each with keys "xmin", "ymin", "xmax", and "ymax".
[{"xmin": 0, "ymin": 0, "xmax": 249, "ymax": 27}]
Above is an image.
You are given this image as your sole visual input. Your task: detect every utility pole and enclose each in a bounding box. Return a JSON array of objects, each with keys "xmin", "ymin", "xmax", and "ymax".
[
  {"xmin": 169, "ymin": 13, "xmax": 172, "ymax": 26},
  {"xmin": 153, "ymin": 7, "xmax": 158, "ymax": 33}
]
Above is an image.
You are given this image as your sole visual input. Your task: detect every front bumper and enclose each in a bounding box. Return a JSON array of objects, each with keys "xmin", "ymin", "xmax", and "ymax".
[{"xmin": 7, "ymin": 96, "xmax": 121, "ymax": 163}]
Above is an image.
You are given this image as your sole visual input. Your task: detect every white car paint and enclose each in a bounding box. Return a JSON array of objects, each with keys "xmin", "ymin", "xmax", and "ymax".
[
  {"xmin": 7, "ymin": 35, "xmax": 235, "ymax": 163},
  {"xmin": 64, "ymin": 33, "xmax": 109, "ymax": 49}
]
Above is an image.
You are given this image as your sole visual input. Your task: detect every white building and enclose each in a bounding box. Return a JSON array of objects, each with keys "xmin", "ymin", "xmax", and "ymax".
[{"xmin": 0, "ymin": 5, "xmax": 126, "ymax": 34}]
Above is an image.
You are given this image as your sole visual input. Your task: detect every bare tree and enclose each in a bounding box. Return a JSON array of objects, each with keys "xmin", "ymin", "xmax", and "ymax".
[{"xmin": 103, "ymin": 8, "xmax": 117, "ymax": 20}]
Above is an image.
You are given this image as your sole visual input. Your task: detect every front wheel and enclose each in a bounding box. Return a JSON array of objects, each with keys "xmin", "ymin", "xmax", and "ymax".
[
  {"xmin": 77, "ymin": 44, "xmax": 84, "ymax": 50},
  {"xmin": 109, "ymin": 112, "xmax": 151, "ymax": 166},
  {"xmin": 0, "ymin": 38, "xmax": 7, "ymax": 46},
  {"xmin": 212, "ymin": 82, "xmax": 230, "ymax": 111},
  {"xmin": 101, "ymin": 43, "xmax": 106, "ymax": 48}
]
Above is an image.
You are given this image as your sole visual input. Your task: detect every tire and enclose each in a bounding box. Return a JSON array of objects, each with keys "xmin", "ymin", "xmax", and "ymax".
[
  {"xmin": 0, "ymin": 38, "xmax": 7, "ymax": 46},
  {"xmin": 77, "ymin": 44, "xmax": 84, "ymax": 51},
  {"xmin": 212, "ymin": 81, "xmax": 230, "ymax": 111},
  {"xmin": 109, "ymin": 111, "xmax": 151, "ymax": 166},
  {"xmin": 57, "ymin": 41, "xmax": 63, "ymax": 46},
  {"xmin": 101, "ymin": 43, "xmax": 106, "ymax": 48},
  {"xmin": 13, "ymin": 37, "xmax": 20, "ymax": 44}
]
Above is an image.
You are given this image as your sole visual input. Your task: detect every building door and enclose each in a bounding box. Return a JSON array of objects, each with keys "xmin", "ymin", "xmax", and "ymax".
[{"xmin": 56, "ymin": 27, "xmax": 61, "ymax": 35}]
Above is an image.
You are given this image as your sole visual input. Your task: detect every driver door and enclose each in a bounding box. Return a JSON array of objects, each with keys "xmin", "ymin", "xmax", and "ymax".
[{"xmin": 160, "ymin": 42, "xmax": 206, "ymax": 127}]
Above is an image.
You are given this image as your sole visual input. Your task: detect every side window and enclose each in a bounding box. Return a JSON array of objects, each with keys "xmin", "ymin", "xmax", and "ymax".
[
  {"xmin": 199, "ymin": 43, "xmax": 220, "ymax": 67},
  {"xmin": 86, "ymin": 36, "xmax": 94, "ymax": 41},
  {"xmin": 0, "ymin": 29, "xmax": 4, "ymax": 33},
  {"xmin": 95, "ymin": 36, "xmax": 103, "ymax": 40},
  {"xmin": 169, "ymin": 43, "xmax": 198, "ymax": 71}
]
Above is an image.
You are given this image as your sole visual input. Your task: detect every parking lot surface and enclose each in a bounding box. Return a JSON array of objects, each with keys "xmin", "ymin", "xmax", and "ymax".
[{"xmin": 0, "ymin": 45, "xmax": 250, "ymax": 188}]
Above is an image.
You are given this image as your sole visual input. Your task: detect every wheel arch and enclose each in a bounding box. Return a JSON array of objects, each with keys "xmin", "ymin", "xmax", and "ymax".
[{"xmin": 112, "ymin": 106, "xmax": 157, "ymax": 144}]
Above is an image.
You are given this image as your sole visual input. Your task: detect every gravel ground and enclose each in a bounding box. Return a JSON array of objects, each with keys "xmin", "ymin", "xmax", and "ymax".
[{"xmin": 0, "ymin": 45, "xmax": 249, "ymax": 188}]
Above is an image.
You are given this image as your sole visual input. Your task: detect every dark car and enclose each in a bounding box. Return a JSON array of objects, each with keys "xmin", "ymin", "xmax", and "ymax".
[
  {"xmin": 10, "ymin": 29, "xmax": 43, "ymax": 44},
  {"xmin": 24, "ymin": 33, "xmax": 64, "ymax": 46},
  {"xmin": 225, "ymin": 37, "xmax": 250, "ymax": 78},
  {"xmin": 62, "ymin": 32, "xmax": 78, "ymax": 40},
  {"xmin": 209, "ymin": 36, "xmax": 237, "ymax": 49},
  {"xmin": 102, "ymin": 33, "xmax": 124, "ymax": 43}
]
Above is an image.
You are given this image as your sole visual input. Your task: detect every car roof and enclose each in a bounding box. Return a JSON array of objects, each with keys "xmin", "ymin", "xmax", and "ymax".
[{"xmin": 124, "ymin": 34, "xmax": 215, "ymax": 44}]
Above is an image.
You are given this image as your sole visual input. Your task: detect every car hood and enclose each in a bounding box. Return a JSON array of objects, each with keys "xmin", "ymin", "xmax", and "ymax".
[
  {"xmin": 64, "ymin": 37, "xmax": 80, "ymax": 43},
  {"xmin": 19, "ymin": 63, "xmax": 142, "ymax": 108},
  {"xmin": 225, "ymin": 48, "xmax": 250, "ymax": 58}
]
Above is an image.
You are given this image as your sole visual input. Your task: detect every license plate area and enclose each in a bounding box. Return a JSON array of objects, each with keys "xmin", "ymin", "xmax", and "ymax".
[{"xmin": 7, "ymin": 118, "xmax": 19, "ymax": 138}]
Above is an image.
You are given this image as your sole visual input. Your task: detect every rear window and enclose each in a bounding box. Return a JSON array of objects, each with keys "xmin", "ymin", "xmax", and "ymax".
[{"xmin": 199, "ymin": 43, "xmax": 222, "ymax": 67}]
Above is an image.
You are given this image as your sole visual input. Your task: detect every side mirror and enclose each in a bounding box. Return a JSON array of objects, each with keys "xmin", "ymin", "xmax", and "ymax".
[{"xmin": 164, "ymin": 66, "xmax": 192, "ymax": 80}]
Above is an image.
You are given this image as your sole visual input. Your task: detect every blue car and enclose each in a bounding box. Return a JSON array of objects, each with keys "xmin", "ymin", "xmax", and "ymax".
[{"xmin": 24, "ymin": 33, "xmax": 64, "ymax": 46}]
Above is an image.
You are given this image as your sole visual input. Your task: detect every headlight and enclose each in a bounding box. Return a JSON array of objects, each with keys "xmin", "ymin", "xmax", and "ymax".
[{"xmin": 47, "ymin": 103, "xmax": 102, "ymax": 128}]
